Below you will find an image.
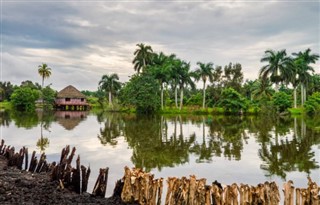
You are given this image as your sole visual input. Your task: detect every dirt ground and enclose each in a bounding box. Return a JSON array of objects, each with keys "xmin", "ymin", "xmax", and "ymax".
[{"xmin": 0, "ymin": 155, "xmax": 137, "ymax": 205}]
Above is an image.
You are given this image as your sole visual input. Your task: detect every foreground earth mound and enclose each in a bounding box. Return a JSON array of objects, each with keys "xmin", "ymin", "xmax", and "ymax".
[{"xmin": 0, "ymin": 155, "xmax": 136, "ymax": 205}]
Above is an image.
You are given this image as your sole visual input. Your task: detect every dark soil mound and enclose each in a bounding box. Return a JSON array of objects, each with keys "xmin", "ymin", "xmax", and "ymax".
[{"xmin": 0, "ymin": 155, "xmax": 136, "ymax": 205}]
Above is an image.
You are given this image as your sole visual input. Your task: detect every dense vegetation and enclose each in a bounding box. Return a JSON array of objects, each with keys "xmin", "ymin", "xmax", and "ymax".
[{"xmin": 0, "ymin": 44, "xmax": 319, "ymax": 115}]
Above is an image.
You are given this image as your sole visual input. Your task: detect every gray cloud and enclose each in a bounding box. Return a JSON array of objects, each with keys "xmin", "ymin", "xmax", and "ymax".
[{"xmin": 2, "ymin": 1, "xmax": 319, "ymax": 91}]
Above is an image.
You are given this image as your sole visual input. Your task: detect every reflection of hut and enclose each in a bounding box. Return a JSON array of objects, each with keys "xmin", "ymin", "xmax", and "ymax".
[
  {"xmin": 54, "ymin": 111, "xmax": 89, "ymax": 130},
  {"xmin": 55, "ymin": 85, "xmax": 89, "ymax": 111}
]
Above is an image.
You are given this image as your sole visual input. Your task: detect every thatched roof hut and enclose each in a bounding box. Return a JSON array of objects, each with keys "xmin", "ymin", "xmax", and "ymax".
[
  {"xmin": 55, "ymin": 85, "xmax": 89, "ymax": 111},
  {"xmin": 57, "ymin": 85, "xmax": 86, "ymax": 99}
]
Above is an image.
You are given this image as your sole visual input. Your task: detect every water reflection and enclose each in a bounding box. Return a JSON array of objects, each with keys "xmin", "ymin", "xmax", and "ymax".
[
  {"xmin": 123, "ymin": 115, "xmax": 195, "ymax": 172},
  {"xmin": 96, "ymin": 112, "xmax": 124, "ymax": 146},
  {"xmin": 54, "ymin": 111, "xmax": 89, "ymax": 130},
  {"xmin": 0, "ymin": 110, "xmax": 319, "ymax": 180}
]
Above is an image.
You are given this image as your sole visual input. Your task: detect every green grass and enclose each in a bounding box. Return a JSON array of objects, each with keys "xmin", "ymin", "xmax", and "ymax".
[
  {"xmin": 0, "ymin": 101, "xmax": 12, "ymax": 110},
  {"xmin": 288, "ymin": 107, "xmax": 304, "ymax": 115},
  {"xmin": 160, "ymin": 106, "xmax": 225, "ymax": 115}
]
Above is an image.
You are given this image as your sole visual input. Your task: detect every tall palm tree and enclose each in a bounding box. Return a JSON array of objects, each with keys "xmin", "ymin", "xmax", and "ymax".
[
  {"xmin": 169, "ymin": 56, "xmax": 182, "ymax": 108},
  {"xmin": 178, "ymin": 62, "xmax": 195, "ymax": 110},
  {"xmin": 150, "ymin": 52, "xmax": 172, "ymax": 110},
  {"xmin": 252, "ymin": 78, "xmax": 274, "ymax": 101},
  {"xmin": 292, "ymin": 48, "xmax": 319, "ymax": 106},
  {"xmin": 132, "ymin": 43, "xmax": 154, "ymax": 74},
  {"xmin": 38, "ymin": 63, "xmax": 52, "ymax": 88},
  {"xmin": 99, "ymin": 73, "xmax": 121, "ymax": 107},
  {"xmin": 194, "ymin": 62, "xmax": 214, "ymax": 108},
  {"xmin": 259, "ymin": 49, "xmax": 292, "ymax": 92}
]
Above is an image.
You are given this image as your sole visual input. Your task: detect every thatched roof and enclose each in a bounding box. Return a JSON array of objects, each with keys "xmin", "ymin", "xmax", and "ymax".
[{"xmin": 57, "ymin": 85, "xmax": 86, "ymax": 98}]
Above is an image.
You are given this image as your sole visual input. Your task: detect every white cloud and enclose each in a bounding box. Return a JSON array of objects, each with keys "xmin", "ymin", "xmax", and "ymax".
[{"xmin": 1, "ymin": 1, "xmax": 319, "ymax": 90}]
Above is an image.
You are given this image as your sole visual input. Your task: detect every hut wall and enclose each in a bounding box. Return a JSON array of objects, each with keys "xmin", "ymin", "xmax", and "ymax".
[{"xmin": 55, "ymin": 98, "xmax": 88, "ymax": 106}]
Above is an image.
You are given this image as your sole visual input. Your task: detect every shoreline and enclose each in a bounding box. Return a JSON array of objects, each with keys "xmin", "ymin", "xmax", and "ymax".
[{"xmin": 0, "ymin": 155, "xmax": 136, "ymax": 205}]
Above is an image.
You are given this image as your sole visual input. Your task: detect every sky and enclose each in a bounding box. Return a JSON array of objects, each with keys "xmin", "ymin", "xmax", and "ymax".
[{"xmin": 1, "ymin": 0, "xmax": 319, "ymax": 91}]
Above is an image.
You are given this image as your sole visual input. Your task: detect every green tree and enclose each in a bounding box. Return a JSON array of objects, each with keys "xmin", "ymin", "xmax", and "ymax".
[
  {"xmin": 0, "ymin": 81, "xmax": 14, "ymax": 101},
  {"xmin": 304, "ymin": 92, "xmax": 320, "ymax": 115},
  {"xmin": 194, "ymin": 62, "xmax": 214, "ymax": 108},
  {"xmin": 218, "ymin": 88, "xmax": 248, "ymax": 113},
  {"xmin": 260, "ymin": 49, "xmax": 292, "ymax": 92},
  {"xmin": 292, "ymin": 49, "xmax": 319, "ymax": 106},
  {"xmin": 222, "ymin": 62, "xmax": 244, "ymax": 91},
  {"xmin": 11, "ymin": 87, "xmax": 40, "ymax": 111},
  {"xmin": 38, "ymin": 63, "xmax": 52, "ymax": 88},
  {"xmin": 42, "ymin": 86, "xmax": 56, "ymax": 109},
  {"xmin": 309, "ymin": 74, "xmax": 320, "ymax": 93},
  {"xmin": 119, "ymin": 73, "xmax": 160, "ymax": 114},
  {"xmin": 99, "ymin": 73, "xmax": 121, "ymax": 107},
  {"xmin": 272, "ymin": 91, "xmax": 292, "ymax": 113},
  {"xmin": 132, "ymin": 43, "xmax": 154, "ymax": 74},
  {"xmin": 149, "ymin": 52, "xmax": 172, "ymax": 109},
  {"xmin": 178, "ymin": 62, "xmax": 195, "ymax": 110},
  {"xmin": 252, "ymin": 78, "xmax": 274, "ymax": 101}
]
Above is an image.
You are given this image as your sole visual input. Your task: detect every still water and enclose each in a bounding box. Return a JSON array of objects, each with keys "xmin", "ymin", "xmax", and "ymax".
[{"xmin": 0, "ymin": 110, "xmax": 319, "ymax": 197}]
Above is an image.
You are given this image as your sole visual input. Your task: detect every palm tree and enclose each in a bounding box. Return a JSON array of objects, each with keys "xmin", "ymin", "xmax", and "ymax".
[
  {"xmin": 38, "ymin": 63, "xmax": 52, "ymax": 88},
  {"xmin": 150, "ymin": 52, "xmax": 172, "ymax": 109},
  {"xmin": 99, "ymin": 73, "xmax": 121, "ymax": 107},
  {"xmin": 178, "ymin": 62, "xmax": 195, "ymax": 110},
  {"xmin": 259, "ymin": 50, "xmax": 292, "ymax": 92},
  {"xmin": 292, "ymin": 48, "xmax": 319, "ymax": 106},
  {"xmin": 169, "ymin": 56, "xmax": 182, "ymax": 108},
  {"xmin": 252, "ymin": 78, "xmax": 274, "ymax": 101},
  {"xmin": 132, "ymin": 43, "xmax": 154, "ymax": 74},
  {"xmin": 290, "ymin": 60, "xmax": 301, "ymax": 108},
  {"xmin": 194, "ymin": 62, "xmax": 214, "ymax": 108}
]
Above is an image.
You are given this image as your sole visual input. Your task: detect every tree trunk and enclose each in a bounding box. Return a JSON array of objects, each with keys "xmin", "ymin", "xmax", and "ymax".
[
  {"xmin": 202, "ymin": 81, "xmax": 206, "ymax": 109},
  {"xmin": 179, "ymin": 86, "xmax": 184, "ymax": 110},
  {"xmin": 293, "ymin": 87, "xmax": 297, "ymax": 108},
  {"xmin": 42, "ymin": 77, "xmax": 44, "ymax": 88},
  {"xmin": 301, "ymin": 84, "xmax": 304, "ymax": 106},
  {"xmin": 175, "ymin": 85, "xmax": 178, "ymax": 108},
  {"xmin": 303, "ymin": 85, "xmax": 307, "ymax": 104},
  {"xmin": 275, "ymin": 82, "xmax": 279, "ymax": 92},
  {"xmin": 108, "ymin": 91, "xmax": 112, "ymax": 107},
  {"xmin": 161, "ymin": 84, "xmax": 164, "ymax": 110}
]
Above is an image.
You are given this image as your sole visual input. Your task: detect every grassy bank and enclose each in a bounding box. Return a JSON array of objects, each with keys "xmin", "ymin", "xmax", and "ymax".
[
  {"xmin": 288, "ymin": 107, "xmax": 304, "ymax": 115},
  {"xmin": 0, "ymin": 101, "xmax": 12, "ymax": 110}
]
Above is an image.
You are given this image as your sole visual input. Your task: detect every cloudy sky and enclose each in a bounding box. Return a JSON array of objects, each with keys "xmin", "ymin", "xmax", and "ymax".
[{"xmin": 1, "ymin": 0, "xmax": 319, "ymax": 91}]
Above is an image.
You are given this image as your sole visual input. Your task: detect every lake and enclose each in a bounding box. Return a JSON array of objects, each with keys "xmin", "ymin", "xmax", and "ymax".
[{"xmin": 0, "ymin": 109, "xmax": 319, "ymax": 198}]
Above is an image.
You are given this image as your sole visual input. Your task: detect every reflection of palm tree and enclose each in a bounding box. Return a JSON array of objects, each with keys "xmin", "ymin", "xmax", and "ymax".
[
  {"xmin": 258, "ymin": 117, "xmax": 319, "ymax": 179},
  {"xmin": 36, "ymin": 122, "xmax": 50, "ymax": 153},
  {"xmin": 36, "ymin": 137, "xmax": 50, "ymax": 153},
  {"xmin": 97, "ymin": 114, "xmax": 121, "ymax": 146}
]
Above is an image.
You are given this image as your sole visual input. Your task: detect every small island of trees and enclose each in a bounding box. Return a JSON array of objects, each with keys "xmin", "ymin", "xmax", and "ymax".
[{"xmin": 0, "ymin": 44, "xmax": 319, "ymax": 116}]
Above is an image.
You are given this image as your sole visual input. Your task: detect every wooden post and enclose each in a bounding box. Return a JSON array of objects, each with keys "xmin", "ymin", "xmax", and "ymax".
[
  {"xmin": 121, "ymin": 166, "xmax": 133, "ymax": 202},
  {"xmin": 296, "ymin": 188, "xmax": 301, "ymax": 205},
  {"xmin": 283, "ymin": 180, "xmax": 294, "ymax": 205},
  {"xmin": 24, "ymin": 147, "xmax": 28, "ymax": 170},
  {"xmin": 28, "ymin": 151, "xmax": 37, "ymax": 172},
  {"xmin": 157, "ymin": 178, "xmax": 163, "ymax": 205}
]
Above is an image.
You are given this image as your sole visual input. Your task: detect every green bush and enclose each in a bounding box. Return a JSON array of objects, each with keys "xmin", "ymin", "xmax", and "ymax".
[
  {"xmin": 11, "ymin": 87, "xmax": 39, "ymax": 111},
  {"xmin": 272, "ymin": 91, "xmax": 292, "ymax": 113},
  {"xmin": 218, "ymin": 88, "xmax": 248, "ymax": 113},
  {"xmin": 119, "ymin": 73, "xmax": 160, "ymax": 114},
  {"xmin": 304, "ymin": 92, "xmax": 320, "ymax": 115}
]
